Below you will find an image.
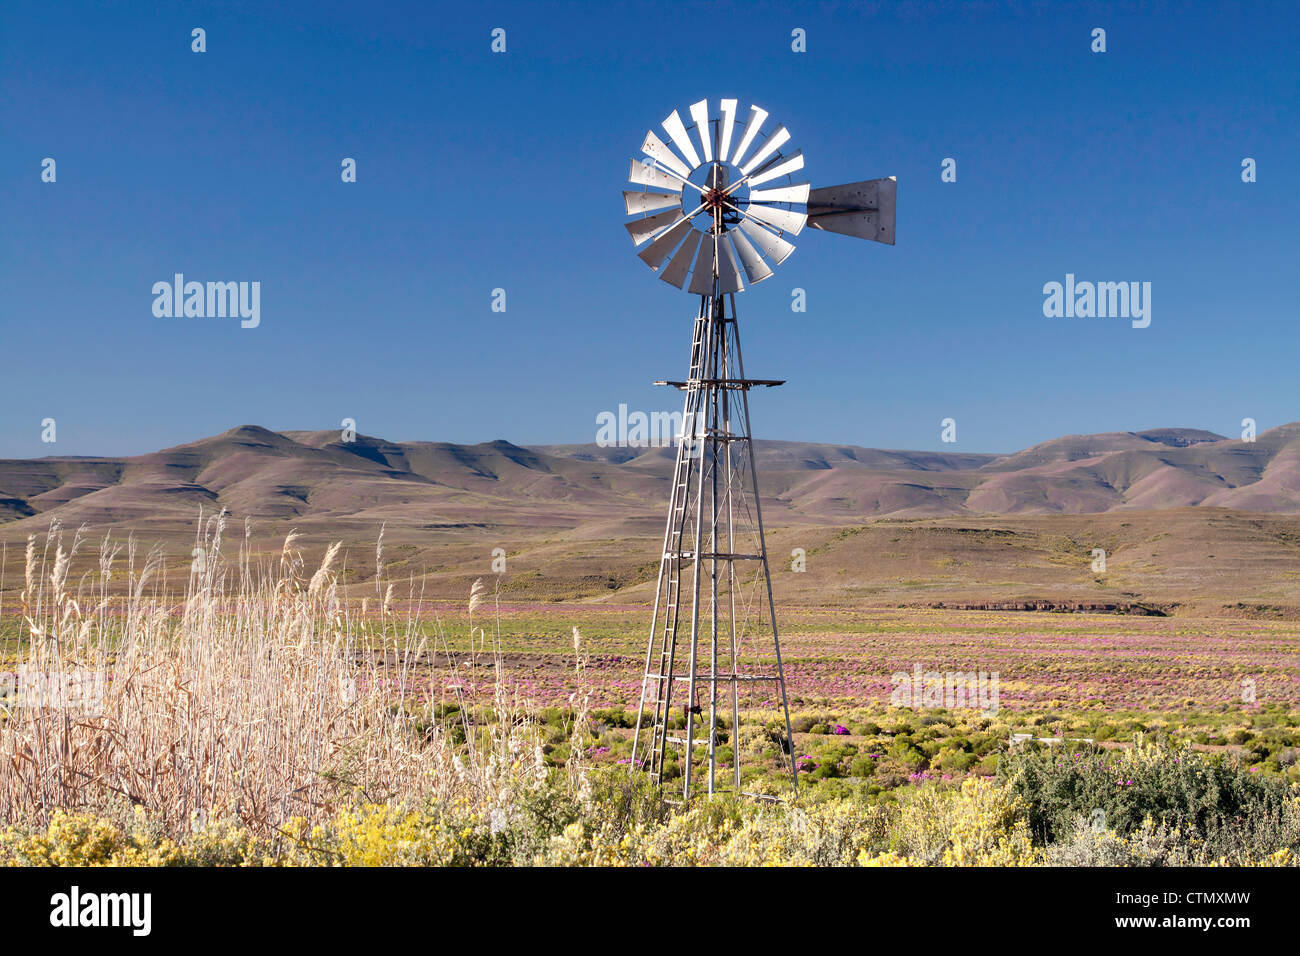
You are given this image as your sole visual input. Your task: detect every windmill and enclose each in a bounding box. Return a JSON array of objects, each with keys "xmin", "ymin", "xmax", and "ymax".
[{"xmin": 624, "ymin": 98, "xmax": 895, "ymax": 800}]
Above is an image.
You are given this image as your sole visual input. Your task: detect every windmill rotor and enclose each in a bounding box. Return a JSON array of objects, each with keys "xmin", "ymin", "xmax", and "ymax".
[{"xmin": 624, "ymin": 98, "xmax": 895, "ymax": 292}]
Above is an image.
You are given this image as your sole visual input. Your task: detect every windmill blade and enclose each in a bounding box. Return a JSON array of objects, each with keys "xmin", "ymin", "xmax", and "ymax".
[
  {"xmin": 624, "ymin": 207, "xmax": 682, "ymax": 246},
  {"xmin": 746, "ymin": 151, "xmax": 805, "ymax": 189},
  {"xmin": 638, "ymin": 218, "xmax": 693, "ymax": 271},
  {"xmin": 662, "ymin": 110, "xmax": 702, "ymax": 170},
  {"xmin": 624, "ymin": 190, "xmax": 683, "ymax": 215},
  {"xmin": 806, "ymin": 176, "xmax": 897, "ymax": 244},
  {"xmin": 689, "ymin": 99, "xmax": 713, "ymax": 163},
  {"xmin": 688, "ymin": 237, "xmax": 716, "ymax": 295},
  {"xmin": 742, "ymin": 202, "xmax": 806, "ymax": 237},
  {"xmin": 729, "ymin": 105, "xmax": 769, "ymax": 170},
  {"xmin": 739, "ymin": 217, "xmax": 797, "ymax": 265},
  {"xmin": 729, "ymin": 226, "xmax": 774, "ymax": 284},
  {"xmin": 716, "ymin": 236, "xmax": 745, "ymax": 293},
  {"xmin": 629, "ymin": 158, "xmax": 683, "ymax": 192},
  {"xmin": 739, "ymin": 125, "xmax": 791, "ymax": 175},
  {"xmin": 718, "ymin": 98, "xmax": 738, "ymax": 162},
  {"xmin": 660, "ymin": 230, "xmax": 703, "ymax": 288},
  {"xmin": 641, "ymin": 130, "xmax": 692, "ymax": 179},
  {"xmin": 748, "ymin": 182, "xmax": 810, "ymax": 204}
]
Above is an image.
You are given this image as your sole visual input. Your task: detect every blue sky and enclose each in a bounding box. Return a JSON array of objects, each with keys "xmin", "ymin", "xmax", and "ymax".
[{"xmin": 2, "ymin": 0, "xmax": 1296, "ymax": 458}]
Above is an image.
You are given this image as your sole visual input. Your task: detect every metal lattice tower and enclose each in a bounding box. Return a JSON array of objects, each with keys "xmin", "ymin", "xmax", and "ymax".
[
  {"xmin": 623, "ymin": 98, "xmax": 896, "ymax": 800},
  {"xmin": 633, "ymin": 288, "xmax": 796, "ymax": 799}
]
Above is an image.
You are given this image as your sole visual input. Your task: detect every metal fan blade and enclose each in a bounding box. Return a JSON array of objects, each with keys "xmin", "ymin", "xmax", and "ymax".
[
  {"xmin": 717, "ymin": 236, "xmax": 745, "ymax": 293},
  {"xmin": 689, "ymin": 99, "xmax": 712, "ymax": 163},
  {"xmin": 746, "ymin": 151, "xmax": 804, "ymax": 189},
  {"xmin": 729, "ymin": 227, "xmax": 774, "ymax": 284},
  {"xmin": 638, "ymin": 218, "xmax": 692, "ymax": 271},
  {"xmin": 742, "ymin": 202, "xmax": 806, "ymax": 237},
  {"xmin": 729, "ymin": 105, "xmax": 769, "ymax": 170},
  {"xmin": 641, "ymin": 130, "xmax": 692, "ymax": 179},
  {"xmin": 688, "ymin": 237, "xmax": 716, "ymax": 295},
  {"xmin": 624, "ymin": 190, "xmax": 683, "ymax": 215},
  {"xmin": 660, "ymin": 230, "xmax": 703, "ymax": 288},
  {"xmin": 739, "ymin": 125, "xmax": 790, "ymax": 175},
  {"xmin": 747, "ymin": 182, "xmax": 811, "ymax": 204},
  {"xmin": 739, "ymin": 218, "xmax": 796, "ymax": 264},
  {"xmin": 718, "ymin": 99, "xmax": 738, "ymax": 162},
  {"xmin": 662, "ymin": 110, "xmax": 701, "ymax": 170},
  {"xmin": 624, "ymin": 207, "xmax": 682, "ymax": 246},
  {"xmin": 629, "ymin": 158, "xmax": 684, "ymax": 192},
  {"xmin": 806, "ymin": 176, "xmax": 897, "ymax": 244}
]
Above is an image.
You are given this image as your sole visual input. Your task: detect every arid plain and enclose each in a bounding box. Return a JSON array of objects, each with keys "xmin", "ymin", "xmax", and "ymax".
[{"xmin": 3, "ymin": 422, "xmax": 1299, "ymax": 866}]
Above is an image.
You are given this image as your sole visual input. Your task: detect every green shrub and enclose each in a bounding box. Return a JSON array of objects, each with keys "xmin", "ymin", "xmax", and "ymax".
[
  {"xmin": 593, "ymin": 708, "xmax": 638, "ymax": 729},
  {"xmin": 849, "ymin": 755, "xmax": 879, "ymax": 778},
  {"xmin": 938, "ymin": 751, "xmax": 978, "ymax": 774},
  {"xmin": 891, "ymin": 743, "xmax": 928, "ymax": 771},
  {"xmin": 997, "ymin": 737, "xmax": 1299, "ymax": 862}
]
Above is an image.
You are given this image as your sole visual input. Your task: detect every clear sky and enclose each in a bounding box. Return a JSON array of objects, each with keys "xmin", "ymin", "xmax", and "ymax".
[{"xmin": 2, "ymin": 0, "xmax": 1296, "ymax": 458}]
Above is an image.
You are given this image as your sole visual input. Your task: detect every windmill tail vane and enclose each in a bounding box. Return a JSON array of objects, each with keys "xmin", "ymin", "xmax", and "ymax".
[{"xmin": 623, "ymin": 98, "xmax": 895, "ymax": 801}]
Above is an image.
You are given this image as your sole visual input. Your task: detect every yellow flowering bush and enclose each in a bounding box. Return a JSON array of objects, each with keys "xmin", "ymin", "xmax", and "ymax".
[
  {"xmin": 2, "ymin": 774, "xmax": 1294, "ymax": 867},
  {"xmin": 717, "ymin": 799, "xmax": 889, "ymax": 866},
  {"xmin": 331, "ymin": 805, "xmax": 459, "ymax": 866},
  {"xmin": 891, "ymin": 778, "xmax": 1042, "ymax": 866},
  {"xmin": 0, "ymin": 808, "xmax": 279, "ymax": 867}
]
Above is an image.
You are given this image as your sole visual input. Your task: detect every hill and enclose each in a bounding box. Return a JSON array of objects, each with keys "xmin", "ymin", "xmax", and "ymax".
[
  {"xmin": 3, "ymin": 424, "xmax": 1299, "ymax": 614},
  {"xmin": 5, "ymin": 424, "xmax": 1300, "ymax": 534}
]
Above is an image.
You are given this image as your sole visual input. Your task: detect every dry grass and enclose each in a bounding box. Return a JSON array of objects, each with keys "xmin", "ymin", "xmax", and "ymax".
[{"xmin": 0, "ymin": 512, "xmax": 547, "ymax": 837}]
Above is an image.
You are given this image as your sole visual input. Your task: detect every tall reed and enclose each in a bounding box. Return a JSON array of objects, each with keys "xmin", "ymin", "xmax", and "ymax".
[{"xmin": 0, "ymin": 513, "xmax": 546, "ymax": 837}]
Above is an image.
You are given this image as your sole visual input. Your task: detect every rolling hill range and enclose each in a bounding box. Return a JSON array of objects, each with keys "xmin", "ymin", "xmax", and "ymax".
[
  {"xmin": 3, "ymin": 423, "xmax": 1299, "ymax": 533},
  {"xmin": 2, "ymin": 424, "xmax": 1299, "ymax": 614}
]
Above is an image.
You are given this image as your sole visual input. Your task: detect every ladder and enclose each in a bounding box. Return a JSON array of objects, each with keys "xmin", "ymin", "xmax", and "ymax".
[{"xmin": 637, "ymin": 298, "xmax": 712, "ymax": 783}]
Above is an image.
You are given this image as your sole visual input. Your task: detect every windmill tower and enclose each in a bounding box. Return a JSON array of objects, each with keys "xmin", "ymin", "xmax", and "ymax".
[{"xmin": 624, "ymin": 98, "xmax": 895, "ymax": 801}]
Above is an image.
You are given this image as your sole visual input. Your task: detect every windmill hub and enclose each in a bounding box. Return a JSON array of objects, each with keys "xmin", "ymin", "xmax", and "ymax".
[
  {"xmin": 621, "ymin": 98, "xmax": 896, "ymax": 801},
  {"xmin": 680, "ymin": 159, "xmax": 746, "ymax": 229}
]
